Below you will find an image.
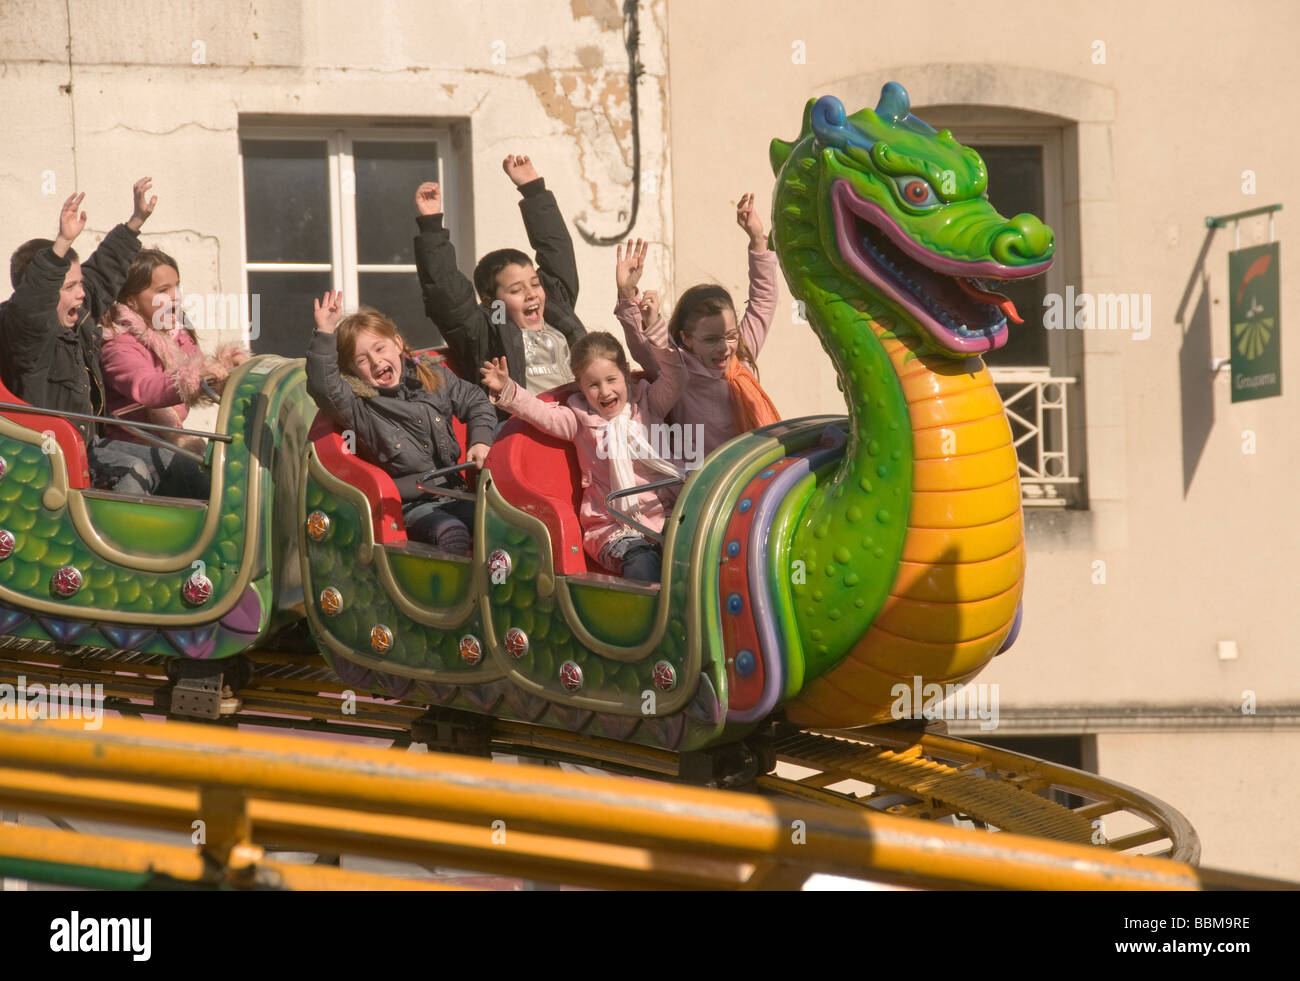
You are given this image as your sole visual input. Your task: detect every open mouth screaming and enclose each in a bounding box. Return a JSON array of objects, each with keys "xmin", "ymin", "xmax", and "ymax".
[{"xmin": 830, "ymin": 182, "xmax": 1047, "ymax": 355}]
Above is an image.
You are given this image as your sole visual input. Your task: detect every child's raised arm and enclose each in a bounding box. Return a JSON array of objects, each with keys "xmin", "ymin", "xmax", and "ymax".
[
  {"xmin": 412, "ymin": 180, "xmax": 489, "ymax": 376},
  {"xmin": 80, "ymin": 178, "xmax": 152, "ymax": 324},
  {"xmin": 643, "ymin": 325, "xmax": 688, "ymax": 424},
  {"xmin": 481, "ymin": 355, "xmax": 579, "ymax": 441},
  {"xmin": 735, "ymin": 191, "xmax": 780, "ymax": 360},
  {"xmin": 304, "ymin": 290, "xmax": 360, "ymax": 429},
  {"xmin": 614, "ymin": 238, "xmax": 667, "ymax": 381},
  {"xmin": 508, "ymin": 154, "xmax": 580, "ymax": 307}
]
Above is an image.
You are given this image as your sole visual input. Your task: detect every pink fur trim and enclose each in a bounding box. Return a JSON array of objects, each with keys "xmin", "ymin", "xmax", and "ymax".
[
  {"xmin": 106, "ymin": 303, "xmax": 188, "ymax": 371},
  {"xmin": 171, "ymin": 358, "xmax": 208, "ymax": 406},
  {"xmin": 215, "ymin": 343, "xmax": 250, "ymax": 367}
]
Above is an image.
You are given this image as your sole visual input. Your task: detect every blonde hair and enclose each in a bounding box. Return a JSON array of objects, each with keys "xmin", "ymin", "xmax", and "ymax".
[{"xmin": 335, "ymin": 308, "xmax": 441, "ymax": 394}]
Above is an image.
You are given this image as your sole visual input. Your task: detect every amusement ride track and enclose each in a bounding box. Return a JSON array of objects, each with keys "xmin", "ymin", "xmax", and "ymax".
[{"xmin": 0, "ymin": 636, "xmax": 1199, "ymax": 871}]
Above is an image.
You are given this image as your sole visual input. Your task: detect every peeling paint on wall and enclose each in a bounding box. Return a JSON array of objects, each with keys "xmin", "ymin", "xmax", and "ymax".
[{"xmin": 570, "ymin": 0, "xmax": 624, "ymax": 32}]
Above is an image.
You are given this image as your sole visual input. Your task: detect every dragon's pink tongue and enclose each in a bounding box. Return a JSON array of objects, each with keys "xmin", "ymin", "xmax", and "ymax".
[{"xmin": 956, "ymin": 277, "xmax": 1022, "ymax": 324}]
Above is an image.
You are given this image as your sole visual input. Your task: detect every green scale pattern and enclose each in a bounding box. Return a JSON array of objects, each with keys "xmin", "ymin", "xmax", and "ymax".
[
  {"xmin": 0, "ymin": 363, "xmax": 264, "ymax": 620},
  {"xmin": 302, "ymin": 478, "xmax": 488, "ymax": 677}
]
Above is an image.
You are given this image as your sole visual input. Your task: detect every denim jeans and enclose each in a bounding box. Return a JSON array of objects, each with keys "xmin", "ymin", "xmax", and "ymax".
[{"xmin": 87, "ymin": 437, "xmax": 210, "ymax": 499}]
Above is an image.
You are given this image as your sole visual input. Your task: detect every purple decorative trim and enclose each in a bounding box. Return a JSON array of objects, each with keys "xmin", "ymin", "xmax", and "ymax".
[
  {"xmin": 684, "ymin": 672, "xmax": 722, "ymax": 725},
  {"xmin": 642, "ymin": 714, "xmax": 685, "ymax": 750},
  {"xmin": 34, "ymin": 616, "xmax": 89, "ymax": 644},
  {"xmin": 0, "ymin": 604, "xmax": 27, "ymax": 633},
  {"xmin": 546, "ymin": 704, "xmax": 593, "ymax": 732},
  {"xmin": 162, "ymin": 624, "xmax": 219, "ymax": 660},
  {"xmin": 997, "ymin": 603, "xmax": 1023, "ymax": 655},
  {"xmin": 502, "ymin": 685, "xmax": 549, "ymax": 722},
  {"xmin": 373, "ymin": 671, "xmax": 413, "ymax": 699},
  {"xmin": 100, "ymin": 624, "xmax": 155, "ymax": 650},
  {"xmin": 459, "ymin": 684, "xmax": 502, "ymax": 713},
  {"xmin": 219, "ymin": 587, "xmax": 263, "ymax": 634},
  {"xmin": 593, "ymin": 713, "xmax": 639, "ymax": 741},
  {"xmin": 328, "ymin": 654, "xmax": 373, "ymax": 689}
]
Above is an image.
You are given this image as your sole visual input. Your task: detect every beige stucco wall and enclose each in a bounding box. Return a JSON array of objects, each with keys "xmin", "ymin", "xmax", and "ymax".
[
  {"xmin": 667, "ymin": 0, "xmax": 1298, "ymax": 877},
  {"xmin": 0, "ymin": 0, "xmax": 670, "ymax": 372},
  {"xmin": 1096, "ymin": 731, "xmax": 1300, "ymax": 880}
]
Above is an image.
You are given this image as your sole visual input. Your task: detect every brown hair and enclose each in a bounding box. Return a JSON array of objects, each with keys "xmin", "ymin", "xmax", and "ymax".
[
  {"xmin": 570, "ymin": 331, "xmax": 631, "ymax": 384},
  {"xmin": 666, "ymin": 284, "xmax": 759, "ymax": 378},
  {"xmin": 336, "ymin": 307, "xmax": 442, "ymax": 394},
  {"xmin": 112, "ymin": 248, "xmax": 197, "ymax": 340},
  {"xmin": 10, "ymin": 239, "xmax": 79, "ymax": 289},
  {"xmin": 118, "ymin": 248, "xmax": 179, "ymax": 305}
]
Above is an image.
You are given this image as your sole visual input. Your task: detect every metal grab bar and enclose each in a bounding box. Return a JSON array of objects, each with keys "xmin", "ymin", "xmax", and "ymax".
[
  {"xmin": 0, "ymin": 401, "xmax": 234, "ymax": 444},
  {"xmin": 108, "ymin": 421, "xmax": 207, "ymax": 467},
  {"xmin": 602, "ymin": 475, "xmax": 685, "ymax": 544},
  {"xmin": 414, "ymin": 460, "xmax": 479, "ymax": 502}
]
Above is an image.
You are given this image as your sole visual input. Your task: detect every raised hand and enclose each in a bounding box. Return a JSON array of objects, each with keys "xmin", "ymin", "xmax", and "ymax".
[
  {"xmin": 127, "ymin": 177, "xmax": 157, "ymax": 232},
  {"xmin": 615, "ymin": 238, "xmax": 648, "ymax": 299},
  {"xmin": 502, "ymin": 154, "xmax": 540, "ymax": 187},
  {"xmin": 415, "ymin": 181, "xmax": 442, "ymax": 216},
  {"xmin": 638, "ymin": 288, "xmax": 660, "ymax": 327},
  {"xmin": 55, "ymin": 192, "xmax": 87, "ymax": 254},
  {"xmin": 466, "ymin": 442, "xmax": 490, "ymax": 468},
  {"xmin": 313, "ymin": 290, "xmax": 344, "ymax": 334},
  {"xmin": 736, "ymin": 192, "xmax": 766, "ymax": 250},
  {"xmin": 480, "ymin": 356, "xmax": 511, "ymax": 395}
]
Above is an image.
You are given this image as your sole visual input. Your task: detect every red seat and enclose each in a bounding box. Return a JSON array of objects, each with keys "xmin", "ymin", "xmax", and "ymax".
[
  {"xmin": 486, "ymin": 383, "xmax": 603, "ymax": 576},
  {"xmin": 0, "ymin": 374, "xmax": 91, "ymax": 487}
]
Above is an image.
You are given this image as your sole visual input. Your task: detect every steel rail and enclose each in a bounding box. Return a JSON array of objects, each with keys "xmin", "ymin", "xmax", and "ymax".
[{"xmin": 0, "ymin": 716, "xmax": 1209, "ymax": 891}]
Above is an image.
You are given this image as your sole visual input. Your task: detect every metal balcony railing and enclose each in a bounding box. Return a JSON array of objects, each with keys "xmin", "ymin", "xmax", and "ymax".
[{"xmin": 989, "ymin": 368, "xmax": 1080, "ymax": 508}]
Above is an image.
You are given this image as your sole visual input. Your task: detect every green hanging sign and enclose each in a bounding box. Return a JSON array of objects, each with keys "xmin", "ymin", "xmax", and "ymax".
[{"xmin": 1229, "ymin": 242, "xmax": 1281, "ymax": 402}]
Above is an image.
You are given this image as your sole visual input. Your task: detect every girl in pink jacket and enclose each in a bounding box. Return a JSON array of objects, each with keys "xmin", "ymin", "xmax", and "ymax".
[
  {"xmin": 481, "ymin": 331, "xmax": 686, "ymax": 582},
  {"xmin": 617, "ymin": 193, "xmax": 780, "ymax": 461},
  {"xmin": 100, "ymin": 249, "xmax": 247, "ymax": 455}
]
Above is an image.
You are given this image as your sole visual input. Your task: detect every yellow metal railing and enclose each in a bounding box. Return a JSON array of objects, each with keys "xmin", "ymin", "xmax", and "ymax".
[{"xmin": 0, "ymin": 716, "xmax": 1222, "ymax": 891}]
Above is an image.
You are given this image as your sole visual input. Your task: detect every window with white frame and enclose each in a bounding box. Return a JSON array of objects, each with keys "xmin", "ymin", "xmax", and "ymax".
[
  {"xmin": 238, "ymin": 124, "xmax": 464, "ymax": 357},
  {"xmin": 914, "ymin": 110, "xmax": 1084, "ymax": 508}
]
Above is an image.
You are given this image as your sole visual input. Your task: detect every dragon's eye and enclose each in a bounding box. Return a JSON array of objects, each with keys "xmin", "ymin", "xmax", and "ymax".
[{"xmin": 893, "ymin": 176, "xmax": 940, "ymax": 209}]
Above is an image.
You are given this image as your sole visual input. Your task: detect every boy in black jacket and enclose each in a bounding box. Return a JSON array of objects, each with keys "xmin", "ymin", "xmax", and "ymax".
[
  {"xmin": 0, "ymin": 182, "xmax": 207, "ymax": 497},
  {"xmin": 413, "ymin": 155, "xmax": 587, "ymax": 408}
]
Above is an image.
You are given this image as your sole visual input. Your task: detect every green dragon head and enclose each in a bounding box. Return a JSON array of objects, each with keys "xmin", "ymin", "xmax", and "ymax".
[{"xmin": 771, "ymin": 83, "xmax": 1054, "ymax": 357}]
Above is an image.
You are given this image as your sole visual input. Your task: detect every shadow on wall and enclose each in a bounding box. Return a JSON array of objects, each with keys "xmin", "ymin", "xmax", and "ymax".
[{"xmin": 1177, "ymin": 229, "xmax": 1217, "ymax": 498}]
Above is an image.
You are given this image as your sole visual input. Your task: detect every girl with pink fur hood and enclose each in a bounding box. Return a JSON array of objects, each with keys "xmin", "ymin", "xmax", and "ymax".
[{"xmin": 100, "ymin": 249, "xmax": 248, "ymax": 454}]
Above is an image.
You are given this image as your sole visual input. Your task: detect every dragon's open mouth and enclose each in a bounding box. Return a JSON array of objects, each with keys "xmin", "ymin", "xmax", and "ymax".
[{"xmin": 830, "ymin": 182, "xmax": 1046, "ymax": 355}]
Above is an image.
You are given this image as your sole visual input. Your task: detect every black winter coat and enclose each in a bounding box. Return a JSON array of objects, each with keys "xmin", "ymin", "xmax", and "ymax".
[
  {"xmin": 413, "ymin": 178, "xmax": 587, "ymax": 406},
  {"xmin": 0, "ymin": 224, "xmax": 141, "ymax": 441},
  {"xmin": 305, "ymin": 329, "xmax": 497, "ymax": 502}
]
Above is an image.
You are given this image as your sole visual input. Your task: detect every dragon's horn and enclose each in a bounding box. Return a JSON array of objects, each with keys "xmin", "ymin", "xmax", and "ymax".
[
  {"xmin": 770, "ymin": 98, "xmax": 818, "ymax": 175},
  {"xmin": 875, "ymin": 81, "xmax": 937, "ymax": 135}
]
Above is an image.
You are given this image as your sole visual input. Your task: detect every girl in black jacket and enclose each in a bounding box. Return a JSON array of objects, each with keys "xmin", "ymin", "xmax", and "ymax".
[{"xmin": 306, "ymin": 292, "xmax": 495, "ymax": 555}]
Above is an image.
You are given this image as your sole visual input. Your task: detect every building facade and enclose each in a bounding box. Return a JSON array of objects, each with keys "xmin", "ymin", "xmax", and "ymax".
[{"xmin": 1, "ymin": 0, "xmax": 1295, "ymax": 879}]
